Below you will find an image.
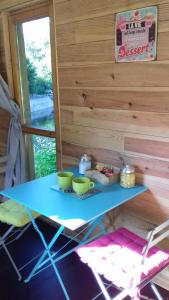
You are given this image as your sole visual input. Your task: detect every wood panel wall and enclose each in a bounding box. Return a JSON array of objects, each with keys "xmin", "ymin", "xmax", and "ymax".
[
  {"xmin": 0, "ymin": 108, "xmax": 9, "ymax": 188},
  {"xmin": 53, "ymin": 0, "xmax": 169, "ymax": 288},
  {"xmin": 0, "ymin": 14, "xmax": 10, "ymax": 188},
  {"xmin": 0, "ymin": 15, "xmax": 7, "ymax": 82},
  {"xmin": 0, "ymin": 13, "xmax": 9, "ymax": 157}
]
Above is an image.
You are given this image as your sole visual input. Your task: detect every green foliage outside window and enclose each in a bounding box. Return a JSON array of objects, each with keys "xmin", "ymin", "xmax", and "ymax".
[
  {"xmin": 26, "ymin": 58, "xmax": 52, "ymax": 95},
  {"xmin": 33, "ymin": 135, "xmax": 56, "ymax": 178}
]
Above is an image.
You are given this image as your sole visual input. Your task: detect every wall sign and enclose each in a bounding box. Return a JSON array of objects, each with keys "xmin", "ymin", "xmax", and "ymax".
[{"xmin": 115, "ymin": 6, "xmax": 157, "ymax": 62}]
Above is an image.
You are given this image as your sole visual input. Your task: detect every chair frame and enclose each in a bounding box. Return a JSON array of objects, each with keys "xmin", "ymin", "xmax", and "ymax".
[
  {"xmin": 0, "ymin": 223, "xmax": 32, "ymax": 280},
  {"xmin": 90, "ymin": 219, "xmax": 169, "ymax": 300},
  {"xmin": 0, "ymin": 156, "xmax": 33, "ymax": 280}
]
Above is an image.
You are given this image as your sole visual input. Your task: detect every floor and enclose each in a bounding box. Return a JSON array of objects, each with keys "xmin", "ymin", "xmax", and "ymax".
[{"xmin": 0, "ymin": 220, "xmax": 169, "ymax": 300}]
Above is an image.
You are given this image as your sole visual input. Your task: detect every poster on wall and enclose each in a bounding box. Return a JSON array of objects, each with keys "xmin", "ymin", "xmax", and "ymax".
[{"xmin": 115, "ymin": 6, "xmax": 157, "ymax": 62}]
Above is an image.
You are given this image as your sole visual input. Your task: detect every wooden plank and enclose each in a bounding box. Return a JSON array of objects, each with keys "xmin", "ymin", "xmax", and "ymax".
[
  {"xmin": 57, "ymin": 29, "xmax": 169, "ymax": 65},
  {"xmin": 119, "ymin": 208, "xmax": 169, "ymax": 243},
  {"xmin": 62, "ymin": 142, "xmax": 169, "ymax": 179},
  {"xmin": 57, "ymin": 39, "xmax": 115, "ymax": 65},
  {"xmin": 60, "ymin": 109, "xmax": 73, "ymax": 124},
  {"xmin": 50, "ymin": 3, "xmax": 62, "ymax": 170},
  {"xmin": 61, "ymin": 106, "xmax": 169, "ymax": 138},
  {"xmin": 1, "ymin": 12, "xmax": 14, "ymax": 97},
  {"xmin": 125, "ymin": 137, "xmax": 169, "ymax": 159},
  {"xmin": 158, "ymin": 19, "xmax": 169, "ymax": 33},
  {"xmin": 136, "ymin": 173, "xmax": 169, "ymax": 203},
  {"xmin": 62, "ymin": 124, "xmax": 124, "ymax": 151},
  {"xmin": 62, "ymin": 124, "xmax": 169, "ymax": 157},
  {"xmin": 58, "ymin": 63, "xmax": 169, "ymax": 87},
  {"xmin": 10, "ymin": 2, "xmax": 50, "ymax": 24},
  {"xmin": 61, "ymin": 108, "xmax": 169, "ymax": 157},
  {"xmin": 0, "ymin": 109, "xmax": 10, "ymax": 156},
  {"xmin": 157, "ymin": 31, "xmax": 169, "ymax": 60},
  {"xmin": 54, "ymin": 0, "xmax": 169, "ymax": 25},
  {"xmin": 159, "ymin": 2, "xmax": 169, "ymax": 21},
  {"xmin": 56, "ymin": 14, "xmax": 115, "ymax": 46},
  {"xmin": 0, "ymin": 72, "xmax": 8, "ymax": 83},
  {"xmin": 56, "ymin": 16, "xmax": 167, "ymax": 47},
  {"xmin": 0, "ymin": 15, "xmax": 6, "ymax": 75},
  {"xmin": 60, "ymin": 88, "xmax": 169, "ymax": 112},
  {"xmin": 0, "ymin": 143, "xmax": 8, "ymax": 155},
  {"xmin": 8, "ymin": 15, "xmax": 22, "ymax": 106},
  {"xmin": 22, "ymin": 125, "xmax": 56, "ymax": 138},
  {"xmin": 123, "ymin": 191, "xmax": 169, "ymax": 224},
  {"xmin": 0, "ymin": 0, "xmax": 47, "ymax": 11},
  {"xmin": 0, "ymin": 109, "xmax": 10, "ymax": 129},
  {"xmin": 62, "ymin": 154, "xmax": 78, "ymax": 168}
]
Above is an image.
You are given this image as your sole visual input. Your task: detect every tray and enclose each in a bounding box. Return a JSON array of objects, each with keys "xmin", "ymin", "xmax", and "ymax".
[
  {"xmin": 85, "ymin": 169, "xmax": 119, "ymax": 185},
  {"xmin": 50, "ymin": 184, "xmax": 101, "ymax": 200}
]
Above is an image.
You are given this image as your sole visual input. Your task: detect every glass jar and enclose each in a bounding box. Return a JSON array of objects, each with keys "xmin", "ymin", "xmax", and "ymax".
[
  {"xmin": 79, "ymin": 154, "xmax": 92, "ymax": 174},
  {"xmin": 120, "ymin": 164, "xmax": 135, "ymax": 188}
]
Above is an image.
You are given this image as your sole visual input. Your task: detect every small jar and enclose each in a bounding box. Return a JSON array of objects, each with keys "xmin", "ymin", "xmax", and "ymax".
[
  {"xmin": 79, "ymin": 154, "xmax": 92, "ymax": 174},
  {"xmin": 120, "ymin": 164, "xmax": 135, "ymax": 188}
]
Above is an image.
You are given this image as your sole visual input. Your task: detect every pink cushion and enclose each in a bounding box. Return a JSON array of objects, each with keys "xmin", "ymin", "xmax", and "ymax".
[{"xmin": 76, "ymin": 228, "xmax": 169, "ymax": 290}]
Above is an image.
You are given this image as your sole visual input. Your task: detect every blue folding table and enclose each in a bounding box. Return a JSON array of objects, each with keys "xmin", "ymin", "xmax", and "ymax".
[{"xmin": 0, "ymin": 167, "xmax": 147, "ymax": 299}]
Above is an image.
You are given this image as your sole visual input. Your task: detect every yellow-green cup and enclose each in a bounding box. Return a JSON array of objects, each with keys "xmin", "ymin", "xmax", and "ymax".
[
  {"xmin": 72, "ymin": 177, "xmax": 95, "ymax": 195},
  {"xmin": 57, "ymin": 172, "xmax": 73, "ymax": 191}
]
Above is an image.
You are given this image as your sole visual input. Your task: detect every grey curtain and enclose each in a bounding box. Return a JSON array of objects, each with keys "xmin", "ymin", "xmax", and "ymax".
[{"xmin": 0, "ymin": 74, "xmax": 25, "ymax": 187}]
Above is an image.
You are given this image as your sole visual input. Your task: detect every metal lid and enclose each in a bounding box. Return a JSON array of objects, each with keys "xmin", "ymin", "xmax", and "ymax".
[
  {"xmin": 80, "ymin": 154, "xmax": 91, "ymax": 162},
  {"xmin": 121, "ymin": 164, "xmax": 135, "ymax": 174}
]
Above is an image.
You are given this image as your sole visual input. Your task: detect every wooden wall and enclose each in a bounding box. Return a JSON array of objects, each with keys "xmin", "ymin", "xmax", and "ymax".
[
  {"xmin": 53, "ymin": 0, "xmax": 169, "ymax": 288},
  {"xmin": 0, "ymin": 14, "xmax": 7, "ymax": 82},
  {"xmin": 0, "ymin": 13, "xmax": 9, "ymax": 158},
  {"xmin": 53, "ymin": 0, "xmax": 169, "ymax": 223},
  {"xmin": 0, "ymin": 14, "xmax": 10, "ymax": 188}
]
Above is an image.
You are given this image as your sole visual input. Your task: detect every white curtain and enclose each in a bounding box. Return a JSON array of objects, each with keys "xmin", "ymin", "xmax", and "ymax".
[{"xmin": 0, "ymin": 74, "xmax": 25, "ymax": 187}]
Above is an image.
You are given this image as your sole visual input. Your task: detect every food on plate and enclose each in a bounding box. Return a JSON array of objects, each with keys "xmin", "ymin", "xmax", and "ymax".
[{"xmin": 96, "ymin": 164, "xmax": 114, "ymax": 177}]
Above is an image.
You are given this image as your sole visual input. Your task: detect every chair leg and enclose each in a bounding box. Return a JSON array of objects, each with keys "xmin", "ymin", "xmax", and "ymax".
[
  {"xmin": 15, "ymin": 223, "xmax": 31, "ymax": 241},
  {"xmin": 2, "ymin": 240, "xmax": 22, "ymax": 281},
  {"xmin": 91, "ymin": 267, "xmax": 131, "ymax": 300},
  {"xmin": 150, "ymin": 282, "xmax": 163, "ymax": 300},
  {"xmin": 140, "ymin": 294, "xmax": 154, "ymax": 300},
  {"xmin": 91, "ymin": 267, "xmax": 111, "ymax": 300},
  {"xmin": 112, "ymin": 289, "xmax": 133, "ymax": 300}
]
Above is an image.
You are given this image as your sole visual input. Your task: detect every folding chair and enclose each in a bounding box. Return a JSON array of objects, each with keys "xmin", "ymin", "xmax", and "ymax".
[
  {"xmin": 0, "ymin": 157, "xmax": 39, "ymax": 280},
  {"xmin": 76, "ymin": 220, "xmax": 169, "ymax": 300},
  {"xmin": 0, "ymin": 200, "xmax": 39, "ymax": 280}
]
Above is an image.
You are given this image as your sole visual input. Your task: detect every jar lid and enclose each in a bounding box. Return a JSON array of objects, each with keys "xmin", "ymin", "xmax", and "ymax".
[
  {"xmin": 80, "ymin": 154, "xmax": 91, "ymax": 162},
  {"xmin": 121, "ymin": 164, "xmax": 135, "ymax": 174}
]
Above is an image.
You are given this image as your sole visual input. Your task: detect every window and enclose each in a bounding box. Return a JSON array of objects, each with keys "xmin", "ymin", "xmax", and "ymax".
[{"xmin": 9, "ymin": 3, "xmax": 61, "ymax": 179}]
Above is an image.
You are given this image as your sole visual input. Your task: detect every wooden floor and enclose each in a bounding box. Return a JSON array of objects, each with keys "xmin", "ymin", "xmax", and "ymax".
[{"xmin": 0, "ymin": 220, "xmax": 169, "ymax": 300}]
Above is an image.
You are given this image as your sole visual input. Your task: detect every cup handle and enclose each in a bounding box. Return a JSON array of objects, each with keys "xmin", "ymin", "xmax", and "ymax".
[{"xmin": 90, "ymin": 181, "xmax": 95, "ymax": 189}]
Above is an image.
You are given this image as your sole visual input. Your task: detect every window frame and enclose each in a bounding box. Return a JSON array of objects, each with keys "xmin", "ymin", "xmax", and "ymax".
[{"xmin": 7, "ymin": 1, "xmax": 62, "ymax": 175}]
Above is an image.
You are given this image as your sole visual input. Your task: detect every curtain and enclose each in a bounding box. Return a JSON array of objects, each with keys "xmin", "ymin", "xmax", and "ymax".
[{"xmin": 0, "ymin": 74, "xmax": 25, "ymax": 188}]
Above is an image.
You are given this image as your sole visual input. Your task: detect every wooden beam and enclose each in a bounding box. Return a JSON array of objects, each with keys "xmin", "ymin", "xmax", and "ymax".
[
  {"xmin": 0, "ymin": 0, "xmax": 47, "ymax": 11},
  {"xmin": 22, "ymin": 125, "xmax": 56, "ymax": 138},
  {"xmin": 125, "ymin": 137, "xmax": 169, "ymax": 159},
  {"xmin": 1, "ymin": 12, "xmax": 14, "ymax": 97}
]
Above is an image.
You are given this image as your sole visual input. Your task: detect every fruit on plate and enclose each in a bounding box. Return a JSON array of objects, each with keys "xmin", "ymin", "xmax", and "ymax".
[{"xmin": 96, "ymin": 164, "xmax": 114, "ymax": 177}]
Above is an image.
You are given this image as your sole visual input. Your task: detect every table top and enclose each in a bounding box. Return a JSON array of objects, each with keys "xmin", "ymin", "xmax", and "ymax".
[{"xmin": 0, "ymin": 167, "xmax": 147, "ymax": 230}]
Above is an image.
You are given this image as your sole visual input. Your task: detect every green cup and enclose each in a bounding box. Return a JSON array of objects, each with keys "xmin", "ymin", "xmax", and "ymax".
[
  {"xmin": 57, "ymin": 172, "xmax": 73, "ymax": 191},
  {"xmin": 72, "ymin": 177, "xmax": 95, "ymax": 195}
]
